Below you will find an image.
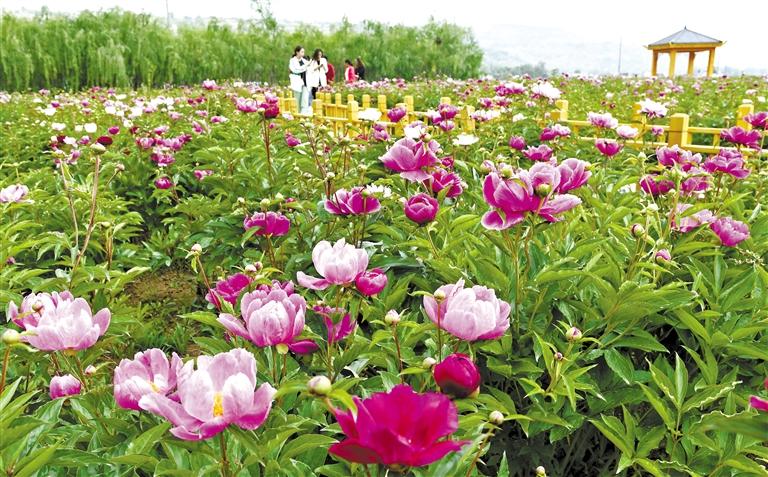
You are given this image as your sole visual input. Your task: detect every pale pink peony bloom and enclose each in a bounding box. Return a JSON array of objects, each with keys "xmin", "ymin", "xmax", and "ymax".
[
  {"xmin": 379, "ymin": 137, "xmax": 440, "ymax": 181},
  {"xmin": 671, "ymin": 204, "xmax": 715, "ymax": 233},
  {"xmin": 710, "ymin": 217, "xmax": 750, "ymax": 247},
  {"xmin": 656, "ymin": 145, "xmax": 701, "ymax": 171},
  {"xmin": 639, "ymin": 99, "xmax": 668, "ymax": 118},
  {"xmin": 22, "ymin": 295, "xmax": 110, "ymax": 351},
  {"xmin": 556, "ymin": 158, "xmax": 591, "ymax": 193},
  {"xmin": 50, "ymin": 375, "xmax": 82, "ymax": 399},
  {"xmin": 7, "ymin": 291, "xmax": 75, "ymax": 330},
  {"xmin": 114, "ymin": 348, "xmax": 183, "ymax": 410},
  {"xmin": 296, "ymin": 239, "xmax": 369, "ymax": 290},
  {"xmin": 0, "ymin": 184, "xmax": 31, "ymax": 203},
  {"xmin": 615, "ymin": 125, "xmax": 639, "ymax": 139},
  {"xmin": 587, "ymin": 112, "xmax": 618, "ymax": 129},
  {"xmin": 423, "ymin": 279, "xmax": 510, "ymax": 341},
  {"xmin": 522, "ymin": 144, "xmax": 554, "ymax": 162},
  {"xmin": 139, "ymin": 348, "xmax": 276, "ymax": 440}
]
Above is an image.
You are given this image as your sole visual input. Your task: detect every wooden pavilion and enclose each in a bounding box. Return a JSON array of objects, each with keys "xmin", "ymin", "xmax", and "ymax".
[{"xmin": 647, "ymin": 28, "xmax": 723, "ymax": 77}]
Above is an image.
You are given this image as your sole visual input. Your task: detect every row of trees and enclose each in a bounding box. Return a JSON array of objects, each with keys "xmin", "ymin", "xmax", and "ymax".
[{"xmin": 0, "ymin": 9, "xmax": 484, "ymax": 91}]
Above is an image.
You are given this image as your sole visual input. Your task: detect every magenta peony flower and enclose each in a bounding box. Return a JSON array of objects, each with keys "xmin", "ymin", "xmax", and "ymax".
[
  {"xmin": 587, "ymin": 112, "xmax": 618, "ymax": 129},
  {"xmin": 355, "ymin": 268, "xmax": 388, "ymax": 296},
  {"xmin": 539, "ymin": 124, "xmax": 571, "ymax": 141},
  {"xmin": 7, "ymin": 291, "xmax": 74, "ymax": 330},
  {"xmin": 194, "ymin": 169, "xmax": 213, "ymax": 181},
  {"xmin": 297, "ymin": 239, "xmax": 369, "ymax": 290},
  {"xmin": 0, "ymin": 184, "xmax": 31, "ymax": 203},
  {"xmin": 313, "ymin": 305, "xmax": 356, "ymax": 344},
  {"xmin": 235, "ymin": 97, "xmax": 260, "ymax": 113},
  {"xmin": 50, "ymin": 375, "xmax": 82, "ymax": 399},
  {"xmin": 656, "ymin": 145, "xmax": 701, "ymax": 171},
  {"xmin": 703, "ymin": 149, "xmax": 750, "ymax": 179},
  {"xmin": 423, "ymin": 279, "xmax": 510, "ymax": 341},
  {"xmin": 244, "ymin": 211, "xmax": 290, "ymax": 237},
  {"xmin": 371, "ymin": 123, "xmax": 390, "ymax": 142},
  {"xmin": 325, "ymin": 187, "xmax": 381, "ymax": 216},
  {"xmin": 287, "ymin": 339, "xmax": 320, "ymax": 354},
  {"xmin": 651, "ymin": 125, "xmax": 665, "ymax": 136},
  {"xmin": 433, "ymin": 354, "xmax": 481, "ymax": 398},
  {"xmin": 202, "ymin": 79, "xmax": 218, "ymax": 90},
  {"xmin": 710, "ymin": 217, "xmax": 750, "ymax": 247},
  {"xmin": 749, "ymin": 378, "xmax": 768, "ymax": 412},
  {"xmin": 154, "ymin": 177, "xmax": 173, "ymax": 189},
  {"xmin": 508, "ymin": 136, "xmax": 527, "ymax": 151},
  {"xmin": 97, "ymin": 135, "xmax": 113, "ymax": 146},
  {"xmin": 387, "ymin": 106, "xmax": 407, "ymax": 123},
  {"xmin": 22, "ymin": 295, "xmax": 110, "ymax": 351},
  {"xmin": 285, "ymin": 132, "xmax": 301, "ymax": 147},
  {"xmin": 556, "ymin": 158, "xmax": 591, "ymax": 193},
  {"xmin": 329, "ymin": 384, "xmax": 469, "ymax": 468},
  {"xmin": 639, "ymin": 175, "xmax": 674, "ymax": 196},
  {"xmin": 404, "ymin": 193, "xmax": 439, "ymax": 224},
  {"xmin": 217, "ymin": 283, "xmax": 306, "ymax": 347},
  {"xmin": 680, "ymin": 168, "xmax": 711, "ymax": 195},
  {"xmin": 206, "ymin": 273, "xmax": 253, "ymax": 307},
  {"xmin": 744, "ymin": 111, "xmax": 767, "ymax": 129},
  {"xmin": 114, "ymin": 348, "xmax": 182, "ymax": 411},
  {"xmin": 655, "ymin": 249, "xmax": 672, "ymax": 262},
  {"xmin": 380, "ymin": 137, "xmax": 440, "ymax": 181},
  {"xmin": 108, "ymin": 126, "xmax": 120, "ymax": 135},
  {"xmin": 671, "ymin": 204, "xmax": 715, "ymax": 233},
  {"xmin": 139, "ymin": 348, "xmax": 276, "ymax": 440},
  {"xmin": 720, "ymin": 126, "xmax": 761, "ymax": 150},
  {"xmin": 522, "ymin": 144, "xmax": 554, "ymax": 162},
  {"xmin": 427, "ymin": 168, "xmax": 463, "ymax": 198},
  {"xmin": 595, "ymin": 139, "xmax": 623, "ymax": 157}
]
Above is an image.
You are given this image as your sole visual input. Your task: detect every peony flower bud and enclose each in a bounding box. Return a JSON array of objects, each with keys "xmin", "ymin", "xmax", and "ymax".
[
  {"xmin": 433, "ymin": 290, "xmax": 446, "ymax": 301},
  {"xmin": 655, "ymin": 249, "xmax": 671, "ymax": 263},
  {"xmin": 433, "ymin": 353, "xmax": 481, "ymax": 399},
  {"xmin": 422, "ymin": 357, "xmax": 437, "ymax": 369},
  {"xmin": 355, "ymin": 268, "xmax": 388, "ymax": 296},
  {"xmin": 190, "ymin": 243, "xmax": 203, "ymax": 254},
  {"xmin": 534, "ymin": 183, "xmax": 552, "ymax": 197},
  {"xmin": 554, "ymin": 352, "xmax": 564, "ymax": 361},
  {"xmin": 308, "ymin": 376, "xmax": 332, "ymax": 396},
  {"xmin": 489, "ymin": 410, "xmax": 504, "ymax": 425},
  {"xmin": 384, "ymin": 309, "xmax": 401, "ymax": 326},
  {"xmin": 260, "ymin": 198, "xmax": 271, "ymax": 208},
  {"xmin": 565, "ymin": 327, "xmax": 582, "ymax": 342},
  {"xmin": 49, "ymin": 374, "xmax": 82, "ymax": 399},
  {"xmin": 2, "ymin": 329, "xmax": 21, "ymax": 345},
  {"xmin": 630, "ymin": 223, "xmax": 645, "ymax": 238},
  {"xmin": 84, "ymin": 365, "xmax": 97, "ymax": 376},
  {"xmin": 536, "ymin": 466, "xmax": 547, "ymax": 476},
  {"xmin": 90, "ymin": 143, "xmax": 106, "ymax": 154},
  {"xmin": 275, "ymin": 192, "xmax": 284, "ymax": 201},
  {"xmin": 404, "ymin": 193, "xmax": 439, "ymax": 224}
]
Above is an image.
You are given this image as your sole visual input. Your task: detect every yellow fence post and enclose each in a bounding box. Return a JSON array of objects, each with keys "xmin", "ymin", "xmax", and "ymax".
[
  {"xmin": 378, "ymin": 94, "xmax": 387, "ymax": 114},
  {"xmin": 667, "ymin": 113, "xmax": 690, "ymax": 147},
  {"xmin": 312, "ymin": 98, "xmax": 323, "ymax": 118},
  {"xmin": 335, "ymin": 93, "xmax": 342, "ymax": 105},
  {"xmin": 551, "ymin": 99, "xmax": 568, "ymax": 122},
  {"xmin": 347, "ymin": 94, "xmax": 355, "ymax": 105},
  {"xmin": 362, "ymin": 94, "xmax": 371, "ymax": 109},
  {"xmin": 737, "ymin": 100, "xmax": 754, "ymax": 129},
  {"xmin": 440, "ymin": 96, "xmax": 451, "ymax": 105},
  {"xmin": 348, "ymin": 100, "xmax": 359, "ymax": 122},
  {"xmin": 460, "ymin": 106, "xmax": 475, "ymax": 132},
  {"xmin": 404, "ymin": 96, "xmax": 415, "ymax": 122}
]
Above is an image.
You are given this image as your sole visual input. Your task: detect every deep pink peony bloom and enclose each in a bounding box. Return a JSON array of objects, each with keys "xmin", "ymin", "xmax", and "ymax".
[
  {"xmin": 387, "ymin": 106, "xmax": 407, "ymax": 123},
  {"xmin": 720, "ymin": 126, "xmax": 761, "ymax": 150},
  {"xmin": 749, "ymin": 378, "xmax": 768, "ymax": 412},
  {"xmin": 313, "ymin": 305, "xmax": 356, "ymax": 344},
  {"xmin": 256, "ymin": 280, "xmax": 295, "ymax": 295},
  {"xmin": 114, "ymin": 348, "xmax": 182, "ymax": 410},
  {"xmin": 433, "ymin": 354, "xmax": 481, "ymax": 398},
  {"xmin": 508, "ymin": 136, "xmax": 527, "ymax": 151},
  {"xmin": 656, "ymin": 145, "xmax": 701, "ymax": 171},
  {"xmin": 22, "ymin": 295, "xmax": 110, "ymax": 351},
  {"xmin": 194, "ymin": 169, "xmax": 213, "ymax": 181},
  {"xmin": 244, "ymin": 211, "xmax": 290, "ymax": 237},
  {"xmin": 285, "ymin": 132, "xmax": 301, "ymax": 147},
  {"xmin": 556, "ymin": 158, "xmax": 591, "ymax": 193},
  {"xmin": 154, "ymin": 177, "xmax": 173, "ymax": 189},
  {"xmin": 325, "ymin": 187, "xmax": 381, "ymax": 216},
  {"xmin": 427, "ymin": 169, "xmax": 463, "ymax": 198},
  {"xmin": 297, "ymin": 239, "xmax": 369, "ymax": 290},
  {"xmin": 744, "ymin": 111, "xmax": 767, "ymax": 129},
  {"xmin": 655, "ymin": 249, "xmax": 671, "ymax": 262},
  {"xmin": 355, "ymin": 268, "xmax": 388, "ymax": 296},
  {"xmin": 7, "ymin": 291, "xmax": 74, "ymax": 330},
  {"xmin": 680, "ymin": 168, "xmax": 711, "ymax": 195},
  {"xmin": 108, "ymin": 126, "xmax": 120, "ymax": 135},
  {"xmin": 587, "ymin": 112, "xmax": 618, "ymax": 129},
  {"xmin": 50, "ymin": 375, "xmax": 82, "ymax": 399},
  {"xmin": 97, "ymin": 135, "xmax": 113, "ymax": 146},
  {"xmin": 639, "ymin": 175, "xmax": 674, "ymax": 196},
  {"xmin": 539, "ymin": 124, "xmax": 571, "ymax": 141},
  {"xmin": 217, "ymin": 283, "xmax": 306, "ymax": 347},
  {"xmin": 380, "ymin": 137, "xmax": 440, "ymax": 181},
  {"xmin": 404, "ymin": 193, "xmax": 439, "ymax": 224},
  {"xmin": 206, "ymin": 273, "xmax": 253, "ymax": 307},
  {"xmin": 710, "ymin": 217, "xmax": 750, "ymax": 247},
  {"xmin": 423, "ymin": 279, "xmax": 510, "ymax": 341},
  {"xmin": 522, "ymin": 144, "xmax": 554, "ymax": 162},
  {"xmin": 703, "ymin": 149, "xmax": 750, "ymax": 179},
  {"xmin": 328, "ymin": 384, "xmax": 469, "ymax": 468},
  {"xmin": 287, "ymin": 339, "xmax": 320, "ymax": 354},
  {"xmin": 235, "ymin": 97, "xmax": 260, "ymax": 113},
  {"xmin": 671, "ymin": 204, "xmax": 715, "ymax": 233},
  {"xmin": 0, "ymin": 184, "xmax": 30, "ymax": 203},
  {"xmin": 139, "ymin": 349, "xmax": 276, "ymax": 440},
  {"xmin": 595, "ymin": 139, "xmax": 623, "ymax": 157}
]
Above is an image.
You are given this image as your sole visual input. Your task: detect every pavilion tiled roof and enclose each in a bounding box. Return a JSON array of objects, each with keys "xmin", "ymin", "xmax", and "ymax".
[{"xmin": 648, "ymin": 28, "xmax": 722, "ymax": 47}]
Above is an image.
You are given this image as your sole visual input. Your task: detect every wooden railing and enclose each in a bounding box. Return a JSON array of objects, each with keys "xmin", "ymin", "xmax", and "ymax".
[{"xmin": 269, "ymin": 91, "xmax": 766, "ymax": 156}]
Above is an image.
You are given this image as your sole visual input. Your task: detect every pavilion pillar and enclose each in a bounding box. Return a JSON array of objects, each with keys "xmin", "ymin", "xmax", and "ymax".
[
  {"xmin": 651, "ymin": 50, "xmax": 658, "ymax": 76},
  {"xmin": 687, "ymin": 52, "xmax": 696, "ymax": 76},
  {"xmin": 668, "ymin": 50, "xmax": 677, "ymax": 77},
  {"xmin": 706, "ymin": 48, "xmax": 715, "ymax": 77}
]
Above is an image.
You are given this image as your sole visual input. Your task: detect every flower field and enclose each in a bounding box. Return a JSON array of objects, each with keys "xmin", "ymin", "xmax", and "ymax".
[{"xmin": 1, "ymin": 75, "xmax": 767, "ymax": 477}]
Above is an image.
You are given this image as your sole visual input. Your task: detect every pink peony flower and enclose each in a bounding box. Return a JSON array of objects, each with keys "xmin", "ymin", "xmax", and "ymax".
[
  {"xmin": 744, "ymin": 111, "xmax": 767, "ymax": 129},
  {"xmin": 355, "ymin": 268, "xmax": 388, "ymax": 296},
  {"xmin": 433, "ymin": 354, "xmax": 481, "ymax": 398},
  {"xmin": 114, "ymin": 348, "xmax": 182, "ymax": 410},
  {"xmin": 423, "ymin": 279, "xmax": 510, "ymax": 341},
  {"xmin": 404, "ymin": 193, "xmax": 439, "ymax": 224},
  {"xmin": 656, "ymin": 145, "xmax": 701, "ymax": 171},
  {"xmin": 680, "ymin": 168, "xmax": 711, "ymax": 195},
  {"xmin": 313, "ymin": 305, "xmax": 356, "ymax": 344},
  {"xmin": 703, "ymin": 149, "xmax": 750, "ymax": 179},
  {"xmin": 202, "ymin": 79, "xmax": 218, "ymax": 90},
  {"xmin": 206, "ymin": 273, "xmax": 253, "ymax": 307},
  {"xmin": 508, "ymin": 136, "xmax": 527, "ymax": 151},
  {"xmin": 325, "ymin": 187, "xmax": 381, "ymax": 216},
  {"xmin": 720, "ymin": 126, "xmax": 761, "ymax": 150},
  {"xmin": 639, "ymin": 99, "xmax": 668, "ymax": 118},
  {"xmin": 749, "ymin": 378, "xmax": 768, "ymax": 412},
  {"xmin": 329, "ymin": 384, "xmax": 468, "ymax": 468},
  {"xmin": 427, "ymin": 169, "xmax": 464, "ymax": 198},
  {"xmin": 217, "ymin": 283, "xmax": 306, "ymax": 347},
  {"xmin": 671, "ymin": 204, "xmax": 715, "ymax": 233},
  {"xmin": 556, "ymin": 158, "xmax": 591, "ymax": 193},
  {"xmin": 285, "ymin": 132, "xmax": 301, "ymax": 147},
  {"xmin": 244, "ymin": 211, "xmax": 290, "ymax": 237},
  {"xmin": 639, "ymin": 175, "xmax": 674, "ymax": 196},
  {"xmin": 539, "ymin": 124, "xmax": 571, "ymax": 141},
  {"xmin": 651, "ymin": 125, "xmax": 665, "ymax": 136},
  {"xmin": 655, "ymin": 249, "xmax": 672, "ymax": 262},
  {"xmin": 154, "ymin": 177, "xmax": 173, "ymax": 189},
  {"xmin": 22, "ymin": 295, "xmax": 110, "ymax": 351},
  {"xmin": 50, "ymin": 375, "xmax": 82, "ymax": 399},
  {"xmin": 616, "ymin": 125, "xmax": 639, "ymax": 139},
  {"xmin": 387, "ymin": 106, "xmax": 407, "ymax": 123},
  {"xmin": 0, "ymin": 184, "xmax": 31, "ymax": 203},
  {"xmin": 194, "ymin": 169, "xmax": 213, "ymax": 181},
  {"xmin": 296, "ymin": 239, "xmax": 369, "ymax": 290},
  {"xmin": 7, "ymin": 291, "xmax": 74, "ymax": 330},
  {"xmin": 595, "ymin": 139, "xmax": 623, "ymax": 157},
  {"xmin": 379, "ymin": 137, "xmax": 440, "ymax": 181},
  {"xmin": 139, "ymin": 348, "xmax": 276, "ymax": 440},
  {"xmin": 587, "ymin": 112, "xmax": 618, "ymax": 129},
  {"xmin": 710, "ymin": 217, "xmax": 750, "ymax": 247},
  {"xmin": 522, "ymin": 144, "xmax": 554, "ymax": 162}
]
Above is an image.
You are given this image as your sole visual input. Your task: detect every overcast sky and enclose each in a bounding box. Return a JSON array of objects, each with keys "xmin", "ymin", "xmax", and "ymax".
[{"xmin": 3, "ymin": 0, "xmax": 766, "ymax": 71}]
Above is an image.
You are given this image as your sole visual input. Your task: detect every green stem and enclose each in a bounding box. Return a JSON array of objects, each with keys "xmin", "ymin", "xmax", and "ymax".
[
  {"xmin": 392, "ymin": 325, "xmax": 404, "ymax": 379},
  {"xmin": 219, "ymin": 432, "xmax": 231, "ymax": 477},
  {"xmin": 70, "ymin": 154, "xmax": 101, "ymax": 287},
  {"xmin": 0, "ymin": 347, "xmax": 10, "ymax": 396}
]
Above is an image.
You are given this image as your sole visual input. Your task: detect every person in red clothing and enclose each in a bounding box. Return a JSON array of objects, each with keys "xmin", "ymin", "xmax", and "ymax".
[
  {"xmin": 344, "ymin": 59, "xmax": 357, "ymax": 83},
  {"xmin": 325, "ymin": 57, "xmax": 336, "ymax": 84}
]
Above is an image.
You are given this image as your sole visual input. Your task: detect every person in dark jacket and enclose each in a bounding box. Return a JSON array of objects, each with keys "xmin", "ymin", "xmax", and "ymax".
[{"xmin": 355, "ymin": 57, "xmax": 366, "ymax": 81}]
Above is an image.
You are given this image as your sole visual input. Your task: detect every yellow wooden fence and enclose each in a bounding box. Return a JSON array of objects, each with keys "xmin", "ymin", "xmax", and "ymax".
[{"xmin": 269, "ymin": 91, "xmax": 766, "ymax": 157}]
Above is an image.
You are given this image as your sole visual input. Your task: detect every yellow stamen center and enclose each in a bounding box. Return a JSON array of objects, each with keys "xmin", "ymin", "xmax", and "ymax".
[
  {"xmin": 150, "ymin": 382, "xmax": 159, "ymax": 392},
  {"xmin": 213, "ymin": 392, "xmax": 224, "ymax": 417}
]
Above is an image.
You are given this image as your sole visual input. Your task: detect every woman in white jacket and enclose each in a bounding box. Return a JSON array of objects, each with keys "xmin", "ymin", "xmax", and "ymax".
[
  {"xmin": 305, "ymin": 49, "xmax": 328, "ymax": 104},
  {"xmin": 288, "ymin": 46, "xmax": 308, "ymax": 113}
]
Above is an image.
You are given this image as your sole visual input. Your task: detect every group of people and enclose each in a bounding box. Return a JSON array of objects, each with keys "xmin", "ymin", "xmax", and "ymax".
[{"xmin": 288, "ymin": 45, "xmax": 366, "ymax": 114}]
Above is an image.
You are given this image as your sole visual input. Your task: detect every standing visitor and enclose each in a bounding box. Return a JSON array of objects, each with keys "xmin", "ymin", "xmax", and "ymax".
[
  {"xmin": 325, "ymin": 57, "xmax": 336, "ymax": 84},
  {"xmin": 289, "ymin": 46, "xmax": 309, "ymax": 113},
  {"xmin": 344, "ymin": 59, "xmax": 357, "ymax": 84},
  {"xmin": 355, "ymin": 57, "xmax": 366, "ymax": 81},
  {"xmin": 306, "ymin": 49, "xmax": 328, "ymax": 102}
]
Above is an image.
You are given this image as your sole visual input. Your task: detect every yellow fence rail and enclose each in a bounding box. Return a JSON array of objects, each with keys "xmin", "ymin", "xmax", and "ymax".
[{"xmin": 268, "ymin": 91, "xmax": 766, "ymax": 157}]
